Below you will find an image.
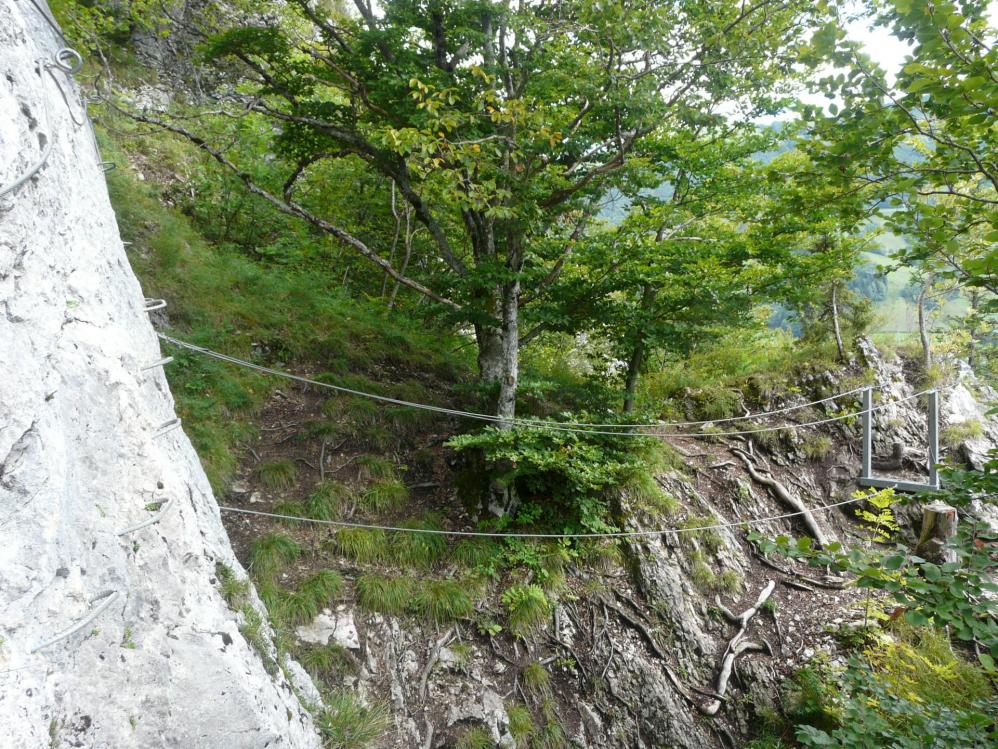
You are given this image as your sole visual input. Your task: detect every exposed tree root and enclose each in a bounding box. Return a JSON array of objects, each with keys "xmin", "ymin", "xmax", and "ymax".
[
  {"xmin": 733, "ymin": 448, "xmax": 831, "ymax": 546},
  {"xmin": 601, "ymin": 597, "xmax": 696, "ymax": 706},
  {"xmin": 699, "ymin": 580, "xmax": 776, "ymax": 716}
]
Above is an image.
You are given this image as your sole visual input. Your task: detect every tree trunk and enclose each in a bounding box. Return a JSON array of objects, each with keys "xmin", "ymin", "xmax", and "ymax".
[
  {"xmin": 623, "ymin": 285, "xmax": 656, "ymax": 414},
  {"xmin": 967, "ymin": 290, "xmax": 980, "ymax": 370},
  {"xmin": 831, "ymin": 283, "xmax": 845, "ymax": 362},
  {"xmin": 496, "ymin": 277, "xmax": 520, "ymax": 426},
  {"xmin": 474, "ymin": 280, "xmax": 521, "ymax": 517},
  {"xmin": 918, "ymin": 284, "xmax": 931, "ymax": 373}
]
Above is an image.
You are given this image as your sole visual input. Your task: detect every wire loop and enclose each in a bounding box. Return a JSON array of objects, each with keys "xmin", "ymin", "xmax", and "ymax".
[
  {"xmin": 52, "ymin": 47, "xmax": 83, "ymax": 74},
  {"xmin": 144, "ymin": 298, "xmax": 167, "ymax": 312}
]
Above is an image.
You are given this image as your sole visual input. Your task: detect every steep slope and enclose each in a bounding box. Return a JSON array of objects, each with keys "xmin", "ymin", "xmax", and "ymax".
[{"xmin": 0, "ymin": 2, "xmax": 319, "ymax": 746}]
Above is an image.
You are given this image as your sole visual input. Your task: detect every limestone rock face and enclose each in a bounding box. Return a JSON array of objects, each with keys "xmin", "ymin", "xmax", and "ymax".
[{"xmin": 0, "ymin": 3, "xmax": 319, "ymax": 747}]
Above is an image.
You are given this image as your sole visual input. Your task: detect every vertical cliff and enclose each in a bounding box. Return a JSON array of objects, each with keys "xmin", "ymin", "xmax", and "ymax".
[{"xmin": 0, "ymin": 2, "xmax": 319, "ymax": 746}]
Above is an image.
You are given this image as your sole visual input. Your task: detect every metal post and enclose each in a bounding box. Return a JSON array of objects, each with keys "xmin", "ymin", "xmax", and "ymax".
[
  {"xmin": 927, "ymin": 390, "xmax": 939, "ymax": 489},
  {"xmin": 861, "ymin": 387, "xmax": 873, "ymax": 480}
]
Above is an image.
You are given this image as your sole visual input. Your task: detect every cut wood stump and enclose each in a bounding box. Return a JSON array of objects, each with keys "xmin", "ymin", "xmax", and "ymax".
[{"xmin": 915, "ymin": 502, "xmax": 958, "ymax": 564}]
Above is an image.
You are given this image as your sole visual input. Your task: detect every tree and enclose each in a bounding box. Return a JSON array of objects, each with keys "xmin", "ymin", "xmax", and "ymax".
[
  {"xmin": 572, "ymin": 127, "xmax": 773, "ymax": 412},
  {"xmin": 129, "ymin": 0, "xmax": 833, "ymax": 429},
  {"xmin": 803, "ymin": 0, "xmax": 998, "ymax": 309}
]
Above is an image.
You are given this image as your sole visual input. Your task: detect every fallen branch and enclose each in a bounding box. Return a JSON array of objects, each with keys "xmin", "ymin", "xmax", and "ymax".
[
  {"xmin": 700, "ymin": 580, "xmax": 776, "ymax": 716},
  {"xmin": 417, "ymin": 627, "xmax": 454, "ymax": 701},
  {"xmin": 733, "ymin": 448, "xmax": 830, "ymax": 546}
]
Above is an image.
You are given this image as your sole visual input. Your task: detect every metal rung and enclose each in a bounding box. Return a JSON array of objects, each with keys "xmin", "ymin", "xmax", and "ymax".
[
  {"xmin": 857, "ymin": 477, "xmax": 941, "ymax": 493},
  {"xmin": 153, "ymin": 418, "xmax": 181, "ymax": 438},
  {"xmin": 100, "ymin": 161, "xmax": 116, "ymax": 173},
  {"xmin": 143, "ymin": 298, "xmax": 167, "ymax": 312},
  {"xmin": 117, "ymin": 499, "xmax": 174, "ymax": 536},
  {"xmin": 30, "ymin": 590, "xmax": 119, "ymax": 653},
  {"xmin": 140, "ymin": 356, "xmax": 174, "ymax": 372}
]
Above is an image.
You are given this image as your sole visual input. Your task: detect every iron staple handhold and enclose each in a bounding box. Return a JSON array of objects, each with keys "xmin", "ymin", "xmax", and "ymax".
[
  {"xmin": 143, "ymin": 298, "xmax": 167, "ymax": 312},
  {"xmin": 30, "ymin": 590, "xmax": 120, "ymax": 654},
  {"xmin": 117, "ymin": 499, "xmax": 175, "ymax": 536},
  {"xmin": 153, "ymin": 418, "xmax": 182, "ymax": 438},
  {"xmin": 140, "ymin": 356, "xmax": 174, "ymax": 372}
]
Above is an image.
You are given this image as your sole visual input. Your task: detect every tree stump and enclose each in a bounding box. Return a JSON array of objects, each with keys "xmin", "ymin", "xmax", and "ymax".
[
  {"xmin": 872, "ymin": 441, "xmax": 906, "ymax": 471},
  {"xmin": 915, "ymin": 502, "xmax": 958, "ymax": 564}
]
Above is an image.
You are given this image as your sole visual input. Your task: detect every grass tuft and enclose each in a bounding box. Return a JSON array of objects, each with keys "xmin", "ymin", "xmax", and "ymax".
[
  {"xmin": 455, "ymin": 727, "xmax": 493, "ymax": 749},
  {"xmin": 503, "ymin": 584, "xmax": 551, "ymax": 639},
  {"xmin": 628, "ymin": 471, "xmax": 679, "ymax": 516},
  {"xmin": 412, "ymin": 579, "xmax": 474, "ymax": 624},
  {"xmin": 942, "ymin": 419, "xmax": 984, "ymax": 448},
  {"xmin": 330, "ymin": 528, "xmax": 386, "ymax": 564},
  {"xmin": 506, "ymin": 703, "xmax": 536, "ymax": 744},
  {"xmin": 306, "ymin": 481, "xmax": 353, "ymax": 520},
  {"xmin": 391, "ymin": 515, "xmax": 447, "ymax": 568},
  {"xmin": 354, "ymin": 454, "xmax": 397, "ymax": 482},
  {"xmin": 680, "ymin": 516, "xmax": 724, "ymax": 553},
  {"xmin": 316, "ymin": 690, "xmax": 389, "ymax": 749},
  {"xmin": 249, "ymin": 533, "xmax": 302, "ymax": 578},
  {"xmin": 355, "ymin": 573, "xmax": 413, "ymax": 616},
  {"xmin": 522, "ymin": 660, "xmax": 552, "ymax": 701},
  {"xmin": 216, "ymin": 562, "xmax": 249, "ymax": 608},
  {"xmin": 255, "ymin": 459, "xmax": 299, "ymax": 491},
  {"xmin": 298, "ymin": 642, "xmax": 355, "ymax": 683},
  {"xmin": 299, "ymin": 569, "xmax": 344, "ymax": 605},
  {"xmin": 359, "ymin": 478, "xmax": 409, "ymax": 514},
  {"xmin": 451, "ymin": 538, "xmax": 503, "ymax": 569}
]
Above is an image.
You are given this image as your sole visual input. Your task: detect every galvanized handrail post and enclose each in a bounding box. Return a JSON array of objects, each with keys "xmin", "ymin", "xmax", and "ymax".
[
  {"xmin": 927, "ymin": 389, "xmax": 939, "ymax": 489},
  {"xmin": 861, "ymin": 387, "xmax": 873, "ymax": 481}
]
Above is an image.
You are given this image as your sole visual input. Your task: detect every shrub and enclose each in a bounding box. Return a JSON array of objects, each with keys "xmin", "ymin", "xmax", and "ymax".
[
  {"xmin": 248, "ymin": 533, "xmax": 302, "ymax": 578},
  {"xmin": 502, "ymin": 584, "xmax": 551, "ymax": 639},
  {"xmin": 254, "ymin": 459, "xmax": 298, "ymax": 491}
]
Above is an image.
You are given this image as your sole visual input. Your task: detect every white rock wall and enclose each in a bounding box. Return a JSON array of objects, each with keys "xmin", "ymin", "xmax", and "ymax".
[{"xmin": 0, "ymin": 2, "xmax": 320, "ymax": 747}]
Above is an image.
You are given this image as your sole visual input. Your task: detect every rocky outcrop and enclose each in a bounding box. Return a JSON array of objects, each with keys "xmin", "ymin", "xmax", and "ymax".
[{"xmin": 0, "ymin": 3, "xmax": 319, "ymax": 747}]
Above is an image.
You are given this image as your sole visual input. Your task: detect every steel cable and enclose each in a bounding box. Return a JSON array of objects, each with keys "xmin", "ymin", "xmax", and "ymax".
[{"xmin": 157, "ymin": 333, "xmax": 942, "ymax": 438}]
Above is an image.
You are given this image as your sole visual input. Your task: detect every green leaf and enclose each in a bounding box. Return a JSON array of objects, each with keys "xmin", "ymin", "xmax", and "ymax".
[
  {"xmin": 882, "ymin": 554, "xmax": 905, "ymax": 570},
  {"xmin": 921, "ymin": 562, "xmax": 941, "ymax": 581},
  {"xmin": 904, "ymin": 610, "xmax": 931, "ymax": 627}
]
